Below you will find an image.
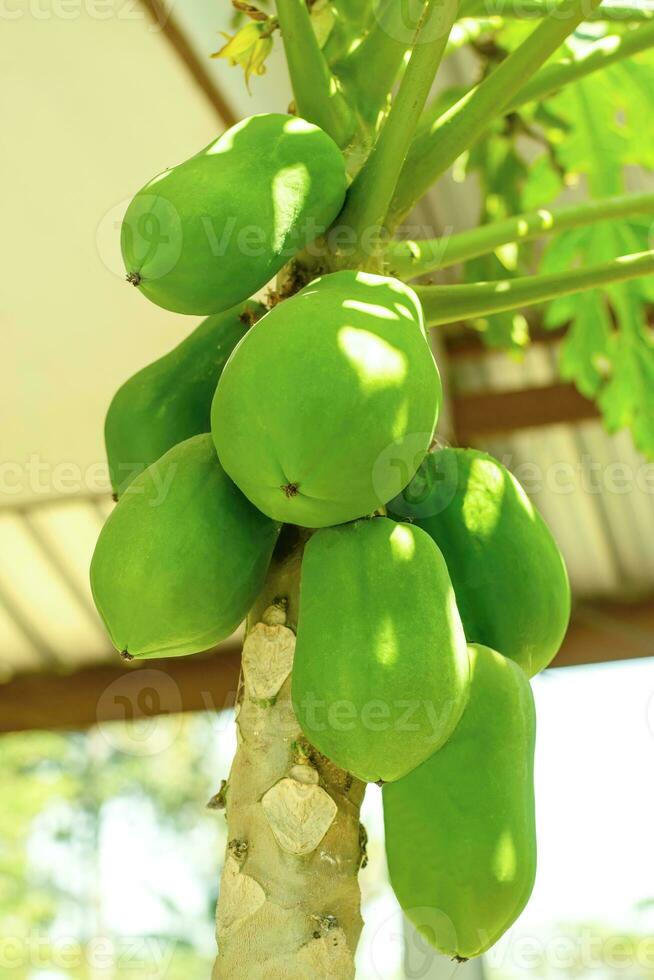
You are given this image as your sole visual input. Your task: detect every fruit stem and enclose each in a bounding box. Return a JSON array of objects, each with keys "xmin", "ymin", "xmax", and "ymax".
[
  {"xmin": 387, "ymin": 0, "xmax": 605, "ymax": 229},
  {"xmin": 388, "ymin": 190, "xmax": 654, "ymax": 279},
  {"xmin": 334, "ymin": 0, "xmax": 410, "ymax": 128},
  {"xmin": 417, "ymin": 248, "xmax": 654, "ymax": 325},
  {"xmin": 336, "ymin": 0, "xmax": 459, "ymax": 269},
  {"xmin": 212, "ymin": 534, "xmax": 366, "ymax": 978},
  {"xmin": 506, "ymin": 20, "xmax": 654, "ymax": 112},
  {"xmin": 275, "ymin": 0, "xmax": 355, "ymax": 148}
]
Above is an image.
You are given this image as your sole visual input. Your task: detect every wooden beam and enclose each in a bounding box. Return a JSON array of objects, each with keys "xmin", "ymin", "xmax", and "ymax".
[
  {"xmin": 552, "ymin": 597, "xmax": 654, "ymax": 668},
  {"xmin": 138, "ymin": 0, "xmax": 238, "ymax": 127},
  {"xmin": 2, "ymin": 598, "xmax": 653, "ymax": 732},
  {"xmin": 0, "ymin": 642, "xmax": 241, "ymax": 734},
  {"xmin": 451, "ymin": 382, "xmax": 600, "ymax": 441},
  {"xmin": 443, "ymin": 324, "xmax": 567, "ymax": 359}
]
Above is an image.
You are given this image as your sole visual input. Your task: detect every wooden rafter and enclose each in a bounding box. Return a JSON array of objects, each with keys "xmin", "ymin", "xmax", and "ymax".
[
  {"xmin": 451, "ymin": 382, "xmax": 600, "ymax": 443},
  {"xmin": 2, "ymin": 598, "xmax": 653, "ymax": 733}
]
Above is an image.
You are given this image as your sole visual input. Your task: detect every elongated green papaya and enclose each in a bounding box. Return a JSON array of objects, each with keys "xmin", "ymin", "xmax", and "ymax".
[
  {"xmin": 121, "ymin": 114, "xmax": 347, "ymax": 315},
  {"xmin": 389, "ymin": 448, "xmax": 570, "ymax": 676},
  {"xmin": 292, "ymin": 517, "xmax": 469, "ymax": 782},
  {"xmin": 383, "ymin": 643, "xmax": 537, "ymax": 959},
  {"xmin": 212, "ymin": 271, "xmax": 442, "ymax": 527},
  {"xmin": 90, "ymin": 435, "xmax": 279, "ymax": 658},
  {"xmin": 105, "ymin": 300, "xmax": 262, "ymax": 498}
]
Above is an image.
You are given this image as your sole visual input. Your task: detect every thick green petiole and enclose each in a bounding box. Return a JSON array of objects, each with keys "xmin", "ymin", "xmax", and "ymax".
[
  {"xmin": 336, "ymin": 0, "xmax": 460, "ymax": 268},
  {"xmin": 508, "ymin": 21, "xmax": 654, "ymax": 109},
  {"xmin": 417, "ymin": 249, "xmax": 654, "ymax": 325},
  {"xmin": 275, "ymin": 0, "xmax": 355, "ymax": 147},
  {"xmin": 336, "ymin": 0, "xmax": 411, "ymax": 127},
  {"xmin": 387, "ymin": 0, "xmax": 604, "ymax": 228},
  {"xmin": 416, "ymin": 21, "xmax": 654, "ymax": 139},
  {"xmin": 389, "ymin": 191, "xmax": 654, "ymax": 278}
]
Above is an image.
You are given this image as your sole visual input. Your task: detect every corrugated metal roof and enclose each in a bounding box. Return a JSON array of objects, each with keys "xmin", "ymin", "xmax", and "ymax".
[{"xmin": 0, "ymin": 496, "xmax": 112, "ymax": 678}]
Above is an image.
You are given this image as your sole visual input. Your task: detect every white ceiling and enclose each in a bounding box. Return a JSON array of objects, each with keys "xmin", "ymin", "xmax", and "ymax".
[{"xmin": 0, "ymin": 0, "xmax": 291, "ymax": 509}]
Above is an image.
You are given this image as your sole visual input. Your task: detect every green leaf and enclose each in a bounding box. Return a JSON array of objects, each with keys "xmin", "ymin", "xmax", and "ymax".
[
  {"xmin": 520, "ymin": 154, "xmax": 564, "ymax": 211},
  {"xmin": 600, "ymin": 327, "xmax": 654, "ymax": 456},
  {"xmin": 605, "ymin": 55, "xmax": 654, "ymax": 168},
  {"xmin": 541, "ymin": 218, "xmax": 654, "ymax": 452}
]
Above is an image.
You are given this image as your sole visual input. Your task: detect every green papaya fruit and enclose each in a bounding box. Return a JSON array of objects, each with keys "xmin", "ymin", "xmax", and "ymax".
[
  {"xmin": 105, "ymin": 300, "xmax": 263, "ymax": 498},
  {"xmin": 90, "ymin": 435, "xmax": 279, "ymax": 658},
  {"xmin": 388, "ymin": 448, "xmax": 570, "ymax": 676},
  {"xmin": 212, "ymin": 270, "xmax": 442, "ymax": 527},
  {"xmin": 121, "ymin": 114, "xmax": 347, "ymax": 315},
  {"xmin": 383, "ymin": 643, "xmax": 537, "ymax": 960},
  {"xmin": 292, "ymin": 517, "xmax": 469, "ymax": 782}
]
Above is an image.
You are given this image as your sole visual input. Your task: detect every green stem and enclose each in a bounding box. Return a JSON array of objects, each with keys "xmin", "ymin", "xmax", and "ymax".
[
  {"xmin": 507, "ymin": 20, "xmax": 654, "ymax": 109},
  {"xmin": 329, "ymin": 0, "xmax": 372, "ymax": 24},
  {"xmin": 336, "ymin": 0, "xmax": 410, "ymax": 127},
  {"xmin": 418, "ymin": 20, "xmax": 654, "ymax": 137},
  {"xmin": 388, "ymin": 191, "xmax": 654, "ymax": 278},
  {"xmin": 417, "ymin": 249, "xmax": 654, "ymax": 325},
  {"xmin": 336, "ymin": 0, "xmax": 460, "ymax": 268},
  {"xmin": 275, "ymin": 0, "xmax": 355, "ymax": 147},
  {"xmin": 387, "ymin": 0, "xmax": 604, "ymax": 228},
  {"xmin": 460, "ymin": 0, "xmax": 654, "ymax": 21},
  {"xmin": 323, "ymin": 0, "xmax": 374, "ymax": 63}
]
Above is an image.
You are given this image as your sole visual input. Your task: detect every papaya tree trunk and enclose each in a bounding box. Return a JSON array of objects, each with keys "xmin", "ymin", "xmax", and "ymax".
[{"xmin": 212, "ymin": 530, "xmax": 367, "ymax": 979}]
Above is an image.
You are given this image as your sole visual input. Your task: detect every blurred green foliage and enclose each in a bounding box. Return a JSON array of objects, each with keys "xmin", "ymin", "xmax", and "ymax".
[{"xmin": 0, "ymin": 716, "xmax": 227, "ymax": 977}]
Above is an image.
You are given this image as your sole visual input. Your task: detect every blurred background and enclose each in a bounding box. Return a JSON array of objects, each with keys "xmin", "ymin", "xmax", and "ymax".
[{"xmin": 2, "ymin": 1, "xmax": 654, "ymax": 977}]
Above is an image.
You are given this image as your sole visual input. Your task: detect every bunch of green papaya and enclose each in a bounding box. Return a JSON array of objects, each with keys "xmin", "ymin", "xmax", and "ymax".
[{"xmin": 92, "ymin": 109, "xmax": 572, "ymax": 961}]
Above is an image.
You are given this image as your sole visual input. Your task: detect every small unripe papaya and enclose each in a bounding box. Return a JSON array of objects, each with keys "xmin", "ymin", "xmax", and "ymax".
[
  {"xmin": 90, "ymin": 435, "xmax": 279, "ymax": 658},
  {"xmin": 389, "ymin": 448, "xmax": 570, "ymax": 676},
  {"xmin": 292, "ymin": 517, "xmax": 469, "ymax": 782},
  {"xmin": 121, "ymin": 114, "xmax": 347, "ymax": 315},
  {"xmin": 105, "ymin": 300, "xmax": 262, "ymax": 497},
  {"xmin": 383, "ymin": 643, "xmax": 537, "ymax": 959},
  {"xmin": 212, "ymin": 271, "xmax": 442, "ymax": 527}
]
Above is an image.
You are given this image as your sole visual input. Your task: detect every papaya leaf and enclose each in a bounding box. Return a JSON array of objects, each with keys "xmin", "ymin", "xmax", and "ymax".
[
  {"xmin": 462, "ymin": 126, "xmax": 535, "ymax": 349},
  {"xmin": 600, "ymin": 326, "xmax": 654, "ymax": 457},
  {"xmin": 541, "ymin": 225, "xmax": 616, "ymax": 396},
  {"xmin": 604, "ymin": 56, "xmax": 654, "ymax": 168},
  {"xmin": 520, "ymin": 153, "xmax": 565, "ymax": 210},
  {"xmin": 541, "ymin": 220, "xmax": 654, "ymax": 453}
]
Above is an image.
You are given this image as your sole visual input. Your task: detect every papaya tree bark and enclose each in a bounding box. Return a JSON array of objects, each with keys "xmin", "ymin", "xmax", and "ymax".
[{"xmin": 212, "ymin": 530, "xmax": 367, "ymax": 980}]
